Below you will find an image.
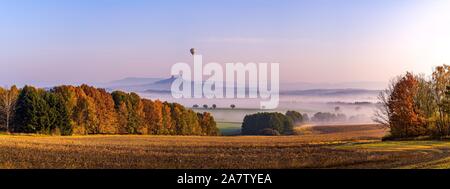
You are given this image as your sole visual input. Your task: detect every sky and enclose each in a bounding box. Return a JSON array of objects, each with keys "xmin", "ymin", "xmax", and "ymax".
[{"xmin": 1, "ymin": 0, "xmax": 450, "ymax": 87}]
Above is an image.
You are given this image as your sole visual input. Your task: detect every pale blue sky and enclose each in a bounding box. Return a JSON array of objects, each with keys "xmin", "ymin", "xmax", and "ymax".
[{"xmin": 1, "ymin": 0, "xmax": 449, "ymax": 86}]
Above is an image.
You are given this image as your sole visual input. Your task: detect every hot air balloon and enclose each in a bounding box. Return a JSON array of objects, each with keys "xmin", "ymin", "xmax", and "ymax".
[{"xmin": 190, "ymin": 48, "xmax": 196, "ymax": 55}]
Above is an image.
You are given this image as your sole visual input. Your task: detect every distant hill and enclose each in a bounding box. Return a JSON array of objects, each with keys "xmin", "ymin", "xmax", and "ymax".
[
  {"xmin": 104, "ymin": 76, "xmax": 385, "ymax": 96},
  {"xmin": 280, "ymin": 81, "xmax": 387, "ymax": 91},
  {"xmin": 154, "ymin": 76, "xmax": 177, "ymax": 85},
  {"xmin": 142, "ymin": 89, "xmax": 172, "ymax": 94},
  {"xmin": 280, "ymin": 89, "xmax": 381, "ymax": 96},
  {"xmin": 106, "ymin": 77, "xmax": 162, "ymax": 87},
  {"xmin": 99, "ymin": 77, "xmax": 164, "ymax": 92}
]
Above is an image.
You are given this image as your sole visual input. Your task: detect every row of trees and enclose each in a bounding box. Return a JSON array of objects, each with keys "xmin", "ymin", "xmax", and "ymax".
[
  {"xmin": 375, "ymin": 65, "xmax": 450, "ymax": 139},
  {"xmin": 0, "ymin": 85, "xmax": 219, "ymax": 136},
  {"xmin": 311, "ymin": 112, "xmax": 347, "ymax": 123},
  {"xmin": 193, "ymin": 104, "xmax": 236, "ymax": 109}
]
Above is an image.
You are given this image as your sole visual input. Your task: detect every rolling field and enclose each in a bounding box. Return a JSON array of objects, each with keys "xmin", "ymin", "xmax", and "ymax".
[{"xmin": 0, "ymin": 124, "xmax": 449, "ymax": 169}]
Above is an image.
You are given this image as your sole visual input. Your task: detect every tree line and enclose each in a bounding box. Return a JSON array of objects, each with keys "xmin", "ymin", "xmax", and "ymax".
[
  {"xmin": 0, "ymin": 85, "xmax": 219, "ymax": 136},
  {"xmin": 311, "ymin": 112, "xmax": 346, "ymax": 123},
  {"xmin": 375, "ymin": 65, "xmax": 450, "ymax": 139}
]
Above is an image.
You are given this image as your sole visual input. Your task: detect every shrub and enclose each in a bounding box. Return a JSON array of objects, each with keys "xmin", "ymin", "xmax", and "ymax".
[{"xmin": 241, "ymin": 112, "xmax": 293, "ymax": 135}]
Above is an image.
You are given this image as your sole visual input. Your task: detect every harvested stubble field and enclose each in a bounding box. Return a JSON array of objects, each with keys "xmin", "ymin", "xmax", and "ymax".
[{"xmin": 1, "ymin": 124, "xmax": 449, "ymax": 169}]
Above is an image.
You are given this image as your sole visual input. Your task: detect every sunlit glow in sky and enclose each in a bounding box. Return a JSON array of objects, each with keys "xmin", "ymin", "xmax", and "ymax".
[{"xmin": 0, "ymin": 0, "xmax": 449, "ymax": 86}]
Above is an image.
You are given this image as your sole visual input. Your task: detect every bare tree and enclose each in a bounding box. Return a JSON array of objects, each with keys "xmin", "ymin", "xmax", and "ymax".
[
  {"xmin": 0, "ymin": 86, "xmax": 19, "ymax": 132},
  {"xmin": 373, "ymin": 90, "xmax": 391, "ymax": 127},
  {"xmin": 373, "ymin": 77, "xmax": 398, "ymax": 128}
]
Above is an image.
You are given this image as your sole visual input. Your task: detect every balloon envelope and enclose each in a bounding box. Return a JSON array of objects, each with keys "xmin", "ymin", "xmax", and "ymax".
[{"xmin": 190, "ymin": 48, "xmax": 196, "ymax": 55}]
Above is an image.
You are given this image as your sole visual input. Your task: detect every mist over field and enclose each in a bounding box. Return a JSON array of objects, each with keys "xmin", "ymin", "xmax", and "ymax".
[
  {"xmin": 93, "ymin": 76, "xmax": 381, "ymax": 125},
  {"xmin": 138, "ymin": 89, "xmax": 380, "ymax": 124},
  {"xmin": 12, "ymin": 76, "xmax": 382, "ymax": 125}
]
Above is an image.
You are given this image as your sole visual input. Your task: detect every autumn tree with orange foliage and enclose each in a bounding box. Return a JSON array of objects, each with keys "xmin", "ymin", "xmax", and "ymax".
[
  {"xmin": 386, "ymin": 73, "xmax": 427, "ymax": 137},
  {"xmin": 197, "ymin": 112, "xmax": 220, "ymax": 136},
  {"xmin": 375, "ymin": 65, "xmax": 450, "ymax": 139}
]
